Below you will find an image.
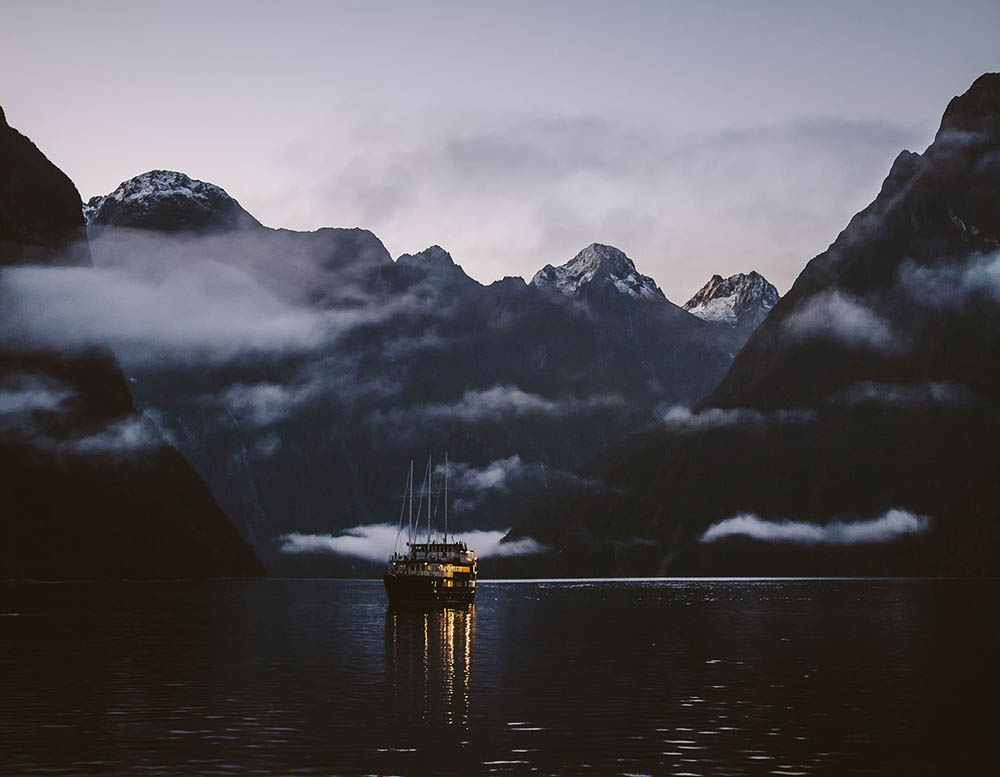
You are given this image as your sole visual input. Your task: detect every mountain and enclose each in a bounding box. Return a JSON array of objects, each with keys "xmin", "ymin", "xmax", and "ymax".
[
  {"xmin": 0, "ymin": 107, "xmax": 264, "ymax": 580},
  {"xmin": 504, "ymin": 73, "xmax": 1000, "ymax": 577},
  {"xmin": 531, "ymin": 243, "xmax": 665, "ymax": 306},
  {"xmin": 710, "ymin": 73, "xmax": 1000, "ymax": 410},
  {"xmin": 683, "ymin": 271, "xmax": 779, "ymax": 333},
  {"xmin": 82, "ymin": 178, "xmax": 748, "ymax": 574},
  {"xmin": 84, "ymin": 169, "xmax": 261, "ymax": 233}
]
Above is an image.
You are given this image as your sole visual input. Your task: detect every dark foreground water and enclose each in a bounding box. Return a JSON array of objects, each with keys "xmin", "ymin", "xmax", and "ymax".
[{"xmin": 1, "ymin": 579, "xmax": 997, "ymax": 776}]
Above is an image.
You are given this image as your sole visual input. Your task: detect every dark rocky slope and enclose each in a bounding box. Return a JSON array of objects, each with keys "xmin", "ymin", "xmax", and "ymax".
[{"xmin": 711, "ymin": 74, "xmax": 1000, "ymax": 409}]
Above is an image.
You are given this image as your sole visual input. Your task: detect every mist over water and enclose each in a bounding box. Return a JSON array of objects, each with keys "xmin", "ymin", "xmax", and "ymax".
[
  {"xmin": 278, "ymin": 524, "xmax": 544, "ymax": 561},
  {"xmin": 2, "ymin": 578, "xmax": 996, "ymax": 776}
]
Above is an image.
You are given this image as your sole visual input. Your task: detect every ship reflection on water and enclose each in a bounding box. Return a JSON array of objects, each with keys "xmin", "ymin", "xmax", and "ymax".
[
  {"xmin": 2, "ymin": 580, "xmax": 994, "ymax": 775},
  {"xmin": 384, "ymin": 605, "xmax": 475, "ymax": 729}
]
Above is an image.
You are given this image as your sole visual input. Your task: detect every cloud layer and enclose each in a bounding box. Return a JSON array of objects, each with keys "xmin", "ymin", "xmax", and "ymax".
[
  {"xmin": 64, "ymin": 414, "xmax": 166, "ymax": 456},
  {"xmin": 897, "ymin": 250, "xmax": 1000, "ymax": 309},
  {"xmin": 437, "ymin": 454, "xmax": 609, "ymax": 513},
  {"xmin": 0, "ymin": 374, "xmax": 73, "ymax": 426},
  {"xmin": 658, "ymin": 405, "xmax": 815, "ymax": 433},
  {"xmin": 781, "ymin": 290, "xmax": 901, "ymax": 351},
  {"xmin": 824, "ymin": 380, "xmax": 976, "ymax": 409},
  {"xmin": 278, "ymin": 524, "xmax": 545, "ymax": 561},
  {"xmin": 700, "ymin": 508, "xmax": 931, "ymax": 545},
  {"xmin": 0, "ymin": 373, "xmax": 166, "ymax": 457},
  {"xmin": 370, "ymin": 385, "xmax": 624, "ymax": 428},
  {"xmin": 0, "ymin": 264, "xmax": 331, "ymax": 365}
]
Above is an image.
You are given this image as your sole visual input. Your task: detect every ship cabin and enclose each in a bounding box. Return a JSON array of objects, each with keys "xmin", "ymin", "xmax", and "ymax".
[{"xmin": 388, "ymin": 540, "xmax": 477, "ymax": 587}]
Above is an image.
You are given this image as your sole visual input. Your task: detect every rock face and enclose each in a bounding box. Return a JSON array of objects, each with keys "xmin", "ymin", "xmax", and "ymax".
[
  {"xmin": 505, "ymin": 73, "xmax": 1000, "ymax": 578},
  {"xmin": 0, "ymin": 107, "xmax": 90, "ymax": 267},
  {"xmin": 683, "ymin": 271, "xmax": 779, "ymax": 332},
  {"xmin": 0, "ymin": 109, "xmax": 264, "ymax": 580},
  {"xmin": 82, "ymin": 179, "xmax": 744, "ymax": 574}
]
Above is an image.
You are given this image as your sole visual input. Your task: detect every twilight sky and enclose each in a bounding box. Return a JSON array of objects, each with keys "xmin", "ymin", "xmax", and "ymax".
[{"xmin": 2, "ymin": 0, "xmax": 997, "ymax": 299}]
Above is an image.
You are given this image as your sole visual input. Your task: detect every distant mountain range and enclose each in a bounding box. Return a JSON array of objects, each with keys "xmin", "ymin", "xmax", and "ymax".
[
  {"xmin": 0, "ymin": 110, "xmax": 263, "ymax": 579},
  {"xmin": 505, "ymin": 73, "xmax": 1000, "ymax": 577},
  {"xmin": 8, "ymin": 72, "xmax": 995, "ymax": 580},
  {"xmin": 81, "ymin": 172, "xmax": 769, "ymax": 574}
]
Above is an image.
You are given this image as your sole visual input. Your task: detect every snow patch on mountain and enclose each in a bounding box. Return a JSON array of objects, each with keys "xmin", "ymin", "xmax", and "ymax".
[
  {"xmin": 686, "ymin": 293, "xmax": 740, "ymax": 326},
  {"xmin": 531, "ymin": 243, "xmax": 664, "ymax": 302},
  {"xmin": 84, "ymin": 170, "xmax": 259, "ymax": 232},
  {"xmin": 86, "ymin": 171, "xmax": 229, "ymax": 221}
]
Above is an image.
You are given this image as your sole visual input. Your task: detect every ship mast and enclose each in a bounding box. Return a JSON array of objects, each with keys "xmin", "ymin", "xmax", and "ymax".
[
  {"xmin": 408, "ymin": 459, "xmax": 414, "ymax": 544},
  {"xmin": 394, "ymin": 461, "xmax": 413, "ymax": 556},
  {"xmin": 426, "ymin": 453, "xmax": 433, "ymax": 544}
]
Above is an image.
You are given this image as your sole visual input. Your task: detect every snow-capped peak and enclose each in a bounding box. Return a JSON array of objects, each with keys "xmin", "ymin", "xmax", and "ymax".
[
  {"xmin": 84, "ymin": 170, "xmax": 259, "ymax": 232},
  {"xmin": 683, "ymin": 271, "xmax": 779, "ymax": 330},
  {"xmin": 105, "ymin": 170, "xmax": 229, "ymax": 207},
  {"xmin": 531, "ymin": 243, "xmax": 665, "ymax": 302}
]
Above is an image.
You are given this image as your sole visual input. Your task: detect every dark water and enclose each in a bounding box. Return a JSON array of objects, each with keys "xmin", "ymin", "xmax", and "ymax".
[{"xmin": 1, "ymin": 579, "xmax": 997, "ymax": 776}]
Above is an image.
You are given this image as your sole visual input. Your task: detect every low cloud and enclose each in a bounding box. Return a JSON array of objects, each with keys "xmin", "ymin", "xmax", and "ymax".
[
  {"xmin": 251, "ymin": 431, "xmax": 283, "ymax": 458},
  {"xmin": 0, "ymin": 374, "xmax": 73, "ymax": 431},
  {"xmin": 221, "ymin": 380, "xmax": 323, "ymax": 427},
  {"xmin": 446, "ymin": 455, "xmax": 523, "ymax": 492},
  {"xmin": 658, "ymin": 404, "xmax": 815, "ymax": 433},
  {"xmin": 0, "ymin": 262, "xmax": 421, "ymax": 368},
  {"xmin": 825, "ymin": 380, "xmax": 976, "ymax": 409},
  {"xmin": 897, "ymin": 250, "xmax": 1000, "ymax": 309},
  {"xmin": 444, "ymin": 455, "xmax": 523, "ymax": 512},
  {"xmin": 62, "ymin": 413, "xmax": 166, "ymax": 456},
  {"xmin": 371, "ymin": 385, "xmax": 624, "ymax": 427},
  {"xmin": 438, "ymin": 454, "xmax": 608, "ymax": 513},
  {"xmin": 278, "ymin": 523, "xmax": 545, "ymax": 561},
  {"xmin": 3, "ymin": 402, "xmax": 166, "ymax": 458},
  {"xmin": 700, "ymin": 508, "xmax": 931, "ymax": 545},
  {"xmin": 0, "ymin": 264, "xmax": 330, "ymax": 365},
  {"xmin": 0, "ymin": 373, "xmax": 166, "ymax": 456},
  {"xmin": 781, "ymin": 291, "xmax": 901, "ymax": 351}
]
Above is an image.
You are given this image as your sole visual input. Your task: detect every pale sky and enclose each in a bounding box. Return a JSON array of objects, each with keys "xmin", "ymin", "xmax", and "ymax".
[{"xmin": 2, "ymin": 0, "xmax": 997, "ymax": 299}]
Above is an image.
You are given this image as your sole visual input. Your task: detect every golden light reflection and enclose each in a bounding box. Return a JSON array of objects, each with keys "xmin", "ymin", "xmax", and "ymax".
[{"xmin": 385, "ymin": 605, "xmax": 475, "ymax": 729}]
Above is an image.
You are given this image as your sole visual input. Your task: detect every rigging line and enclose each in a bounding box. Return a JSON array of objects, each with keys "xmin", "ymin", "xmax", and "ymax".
[{"xmin": 431, "ymin": 487, "xmax": 442, "ymax": 534}]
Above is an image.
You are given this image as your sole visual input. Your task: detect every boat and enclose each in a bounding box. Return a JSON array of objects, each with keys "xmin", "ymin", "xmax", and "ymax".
[{"xmin": 383, "ymin": 454, "xmax": 478, "ymax": 607}]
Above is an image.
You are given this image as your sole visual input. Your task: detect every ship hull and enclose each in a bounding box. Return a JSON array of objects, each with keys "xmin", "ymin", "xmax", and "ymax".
[{"xmin": 383, "ymin": 574, "xmax": 475, "ymax": 607}]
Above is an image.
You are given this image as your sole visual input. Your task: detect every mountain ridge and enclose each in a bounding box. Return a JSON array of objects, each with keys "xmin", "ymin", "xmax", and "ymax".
[{"xmin": 81, "ymin": 179, "xmax": 747, "ymax": 574}]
